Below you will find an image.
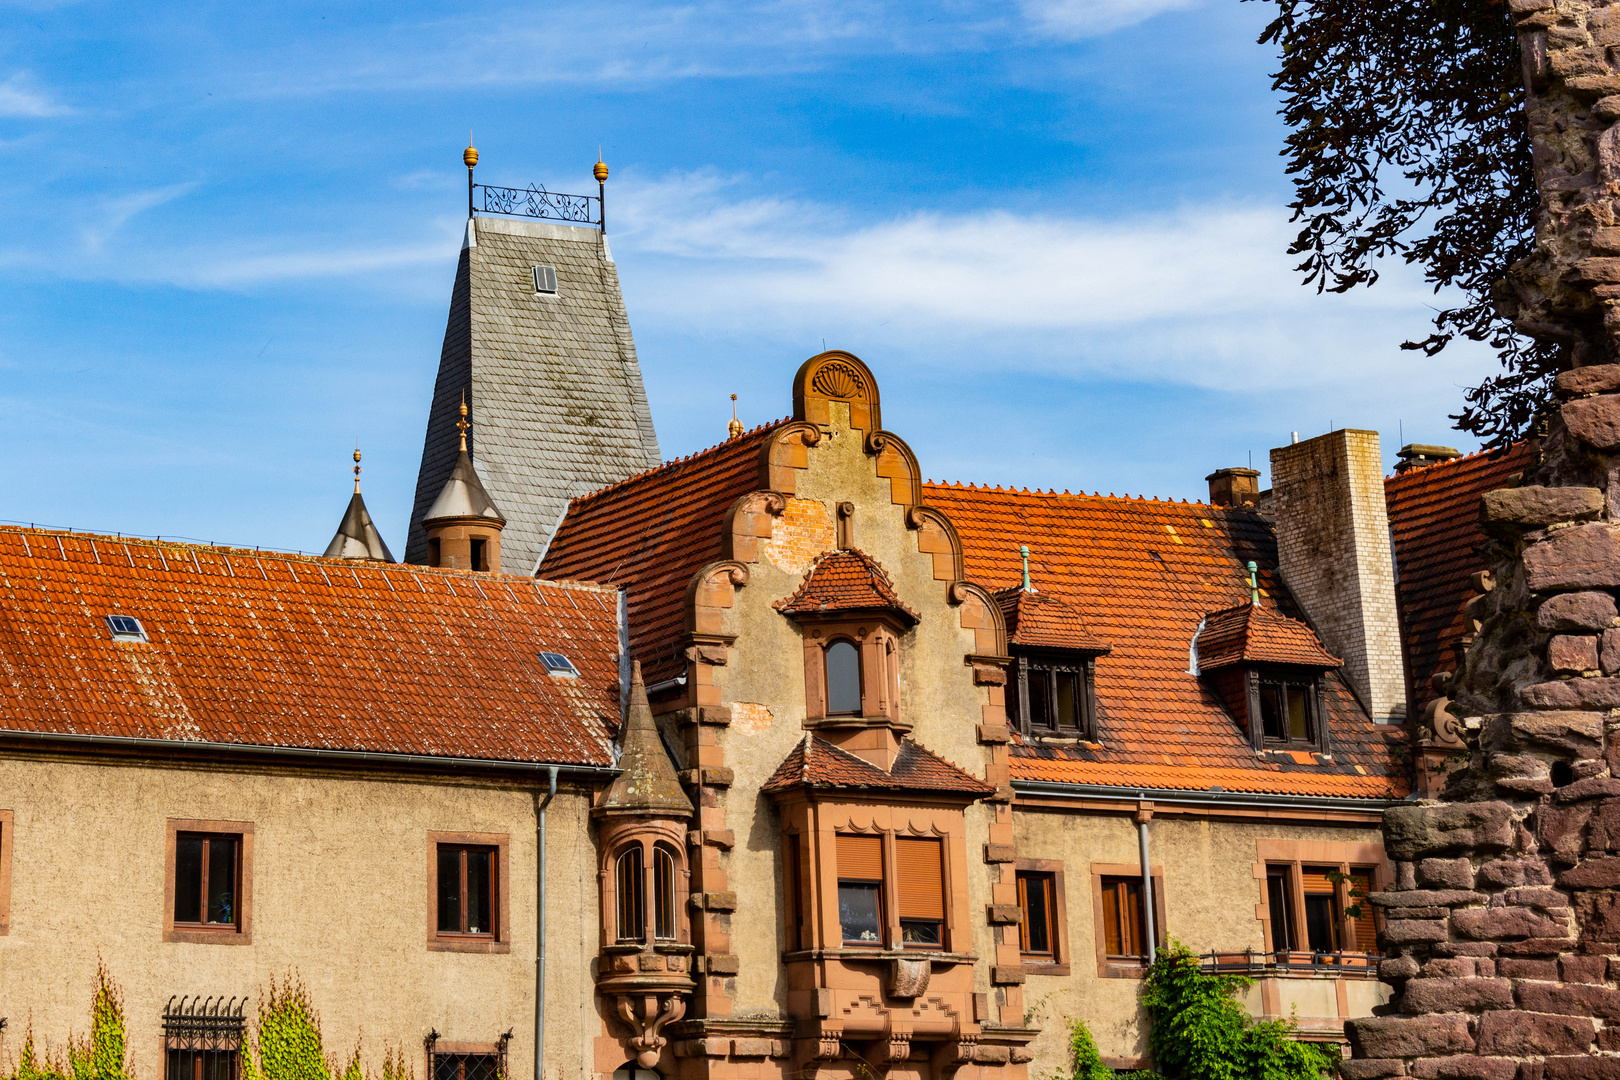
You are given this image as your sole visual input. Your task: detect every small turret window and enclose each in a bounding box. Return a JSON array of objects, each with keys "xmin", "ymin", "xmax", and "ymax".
[
  {"xmin": 615, "ymin": 846, "xmax": 645, "ymax": 943},
  {"xmin": 654, "ymin": 845, "xmax": 677, "ymax": 941},
  {"xmin": 825, "ymin": 640, "xmax": 862, "ymax": 715}
]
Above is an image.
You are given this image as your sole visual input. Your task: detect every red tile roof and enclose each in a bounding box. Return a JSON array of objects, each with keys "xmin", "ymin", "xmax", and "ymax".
[
  {"xmin": 0, "ymin": 528, "xmax": 618, "ymax": 766},
  {"xmin": 775, "ymin": 549, "xmax": 919, "ymax": 623},
  {"xmin": 924, "ymin": 483, "xmax": 1407, "ymax": 799},
  {"xmin": 538, "ymin": 421, "xmax": 786, "ymax": 682},
  {"xmin": 1384, "ymin": 443, "xmax": 1535, "ymax": 714},
  {"xmin": 994, "ymin": 587, "xmax": 1110, "ymax": 652},
  {"xmin": 761, "ymin": 734, "xmax": 995, "ymax": 795},
  {"xmin": 1196, "ymin": 603, "xmax": 1341, "ymax": 670}
]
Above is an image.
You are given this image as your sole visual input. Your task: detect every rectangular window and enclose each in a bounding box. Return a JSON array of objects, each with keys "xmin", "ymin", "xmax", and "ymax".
[
  {"xmin": 174, "ymin": 833, "xmax": 240, "ymax": 929},
  {"xmin": 896, "ymin": 837, "xmax": 944, "ymax": 949},
  {"xmin": 1099, "ymin": 876, "xmax": 1148, "ymax": 958},
  {"xmin": 1266, "ymin": 867, "xmax": 1297, "ymax": 951},
  {"xmin": 163, "ymin": 998, "xmax": 245, "ymax": 1080},
  {"xmin": 1301, "ymin": 866, "xmax": 1341, "ymax": 953},
  {"xmin": 1258, "ymin": 679, "xmax": 1315, "ymax": 744},
  {"xmin": 1348, "ymin": 869, "xmax": 1377, "ymax": 954},
  {"xmin": 784, "ymin": 833, "xmax": 804, "ymax": 951},
  {"xmin": 837, "ymin": 834, "xmax": 884, "ymax": 946},
  {"xmin": 1015, "ymin": 657, "xmax": 1097, "ymax": 737},
  {"xmin": 1017, "ymin": 871, "xmax": 1055, "ymax": 957},
  {"xmin": 437, "ymin": 844, "xmax": 497, "ymax": 937}
]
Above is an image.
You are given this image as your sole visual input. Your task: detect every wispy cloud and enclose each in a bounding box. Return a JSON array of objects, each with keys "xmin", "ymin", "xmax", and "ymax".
[
  {"xmin": 1019, "ymin": 0, "xmax": 1202, "ymax": 39},
  {"xmin": 0, "ymin": 72, "xmax": 70, "ymax": 117},
  {"xmin": 80, "ymin": 183, "xmax": 198, "ymax": 251}
]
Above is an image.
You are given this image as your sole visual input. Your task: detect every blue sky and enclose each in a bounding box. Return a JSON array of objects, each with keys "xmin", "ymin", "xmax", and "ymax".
[{"xmin": 1, "ymin": 0, "xmax": 1495, "ymax": 555}]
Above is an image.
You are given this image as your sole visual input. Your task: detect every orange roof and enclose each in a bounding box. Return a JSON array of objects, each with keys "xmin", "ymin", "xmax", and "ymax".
[
  {"xmin": 1384, "ymin": 442, "xmax": 1535, "ymax": 714},
  {"xmin": 775, "ymin": 549, "xmax": 919, "ymax": 623},
  {"xmin": 924, "ymin": 484, "xmax": 1407, "ymax": 800},
  {"xmin": 1196, "ymin": 603, "xmax": 1340, "ymax": 670},
  {"xmin": 0, "ymin": 527, "xmax": 618, "ymax": 766},
  {"xmin": 762, "ymin": 734, "xmax": 995, "ymax": 796},
  {"xmin": 539, "ymin": 421, "xmax": 786, "ymax": 682},
  {"xmin": 994, "ymin": 586, "xmax": 1109, "ymax": 653}
]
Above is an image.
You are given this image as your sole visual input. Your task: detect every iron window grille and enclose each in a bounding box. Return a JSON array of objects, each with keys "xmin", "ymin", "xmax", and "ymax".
[
  {"xmin": 163, "ymin": 996, "xmax": 245, "ymax": 1080},
  {"xmin": 426, "ymin": 1030, "xmax": 511, "ymax": 1080}
]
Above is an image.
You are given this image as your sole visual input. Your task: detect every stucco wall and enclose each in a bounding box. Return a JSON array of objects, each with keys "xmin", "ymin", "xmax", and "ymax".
[
  {"xmin": 0, "ymin": 753, "xmax": 598, "ymax": 1080},
  {"xmin": 1014, "ymin": 809, "xmax": 1393, "ymax": 1066}
]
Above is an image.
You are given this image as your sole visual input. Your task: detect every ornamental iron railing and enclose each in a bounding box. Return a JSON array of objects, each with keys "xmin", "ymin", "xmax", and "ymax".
[
  {"xmin": 163, "ymin": 997, "xmax": 246, "ymax": 1080},
  {"xmin": 426, "ymin": 1029, "xmax": 511, "ymax": 1080},
  {"xmin": 473, "ymin": 184, "xmax": 601, "ymax": 230},
  {"xmin": 1199, "ymin": 949, "xmax": 1382, "ymax": 978}
]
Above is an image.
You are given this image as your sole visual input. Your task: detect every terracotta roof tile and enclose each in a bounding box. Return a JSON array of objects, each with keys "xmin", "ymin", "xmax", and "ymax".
[
  {"xmin": 924, "ymin": 483, "xmax": 1407, "ymax": 800},
  {"xmin": 1384, "ymin": 442, "xmax": 1535, "ymax": 713},
  {"xmin": 0, "ymin": 527, "xmax": 619, "ymax": 765},
  {"xmin": 775, "ymin": 549, "xmax": 919, "ymax": 623},
  {"xmin": 993, "ymin": 587, "xmax": 1109, "ymax": 652},
  {"xmin": 762, "ymin": 734, "xmax": 995, "ymax": 795},
  {"xmin": 1196, "ymin": 603, "xmax": 1340, "ymax": 670},
  {"xmin": 538, "ymin": 421, "xmax": 786, "ymax": 682}
]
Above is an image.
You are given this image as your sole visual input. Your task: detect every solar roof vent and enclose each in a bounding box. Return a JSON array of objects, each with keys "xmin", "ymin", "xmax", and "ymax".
[
  {"xmin": 532, "ymin": 264, "xmax": 558, "ymax": 294},
  {"xmin": 539, "ymin": 651, "xmax": 578, "ymax": 677},
  {"xmin": 106, "ymin": 615, "xmax": 148, "ymax": 642}
]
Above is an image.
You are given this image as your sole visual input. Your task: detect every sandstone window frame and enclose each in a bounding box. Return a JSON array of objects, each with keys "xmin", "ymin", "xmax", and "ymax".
[
  {"xmin": 601, "ymin": 834, "xmax": 690, "ymax": 950},
  {"xmin": 1253, "ymin": 839, "xmax": 1386, "ymax": 961},
  {"xmin": 1011, "ymin": 651, "xmax": 1100, "ymax": 740},
  {"xmin": 800, "ymin": 620, "xmax": 903, "ymax": 724},
  {"xmin": 426, "ymin": 831, "xmax": 510, "ymax": 954},
  {"xmin": 819, "ymin": 825, "xmax": 960, "ymax": 953},
  {"xmin": 0, "ymin": 809, "xmax": 12, "ymax": 936},
  {"xmin": 164, "ymin": 818, "xmax": 254, "ymax": 946},
  {"xmin": 1015, "ymin": 857, "xmax": 1070, "ymax": 976},
  {"xmin": 1089, "ymin": 861, "xmax": 1164, "ymax": 979}
]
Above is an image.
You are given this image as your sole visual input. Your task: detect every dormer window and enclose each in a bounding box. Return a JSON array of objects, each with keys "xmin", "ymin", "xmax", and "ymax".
[
  {"xmin": 1192, "ymin": 601, "xmax": 1341, "ymax": 754},
  {"xmin": 994, "ymin": 586, "xmax": 1110, "ymax": 742},
  {"xmin": 1258, "ymin": 677, "xmax": 1316, "ymax": 744}
]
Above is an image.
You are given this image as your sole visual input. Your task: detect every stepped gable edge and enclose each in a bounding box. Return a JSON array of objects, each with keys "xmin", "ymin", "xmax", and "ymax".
[
  {"xmin": 537, "ymin": 420, "xmax": 788, "ymax": 683},
  {"xmin": 923, "ymin": 482, "xmax": 1408, "ymax": 799},
  {"xmin": 0, "ymin": 525, "xmax": 619, "ymax": 766}
]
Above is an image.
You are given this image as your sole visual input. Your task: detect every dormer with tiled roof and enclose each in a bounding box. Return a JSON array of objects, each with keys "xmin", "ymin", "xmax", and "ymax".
[
  {"xmin": 762, "ymin": 734, "xmax": 995, "ymax": 797},
  {"xmin": 1195, "ymin": 603, "xmax": 1341, "ymax": 671},
  {"xmin": 775, "ymin": 548, "xmax": 920, "ymax": 624},
  {"xmin": 1193, "ymin": 596, "xmax": 1342, "ymax": 756}
]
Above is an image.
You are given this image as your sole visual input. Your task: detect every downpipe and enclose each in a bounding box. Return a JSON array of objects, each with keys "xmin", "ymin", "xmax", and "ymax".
[
  {"xmin": 535, "ymin": 766, "xmax": 557, "ymax": 1080},
  {"xmin": 1136, "ymin": 805, "xmax": 1157, "ymax": 963}
]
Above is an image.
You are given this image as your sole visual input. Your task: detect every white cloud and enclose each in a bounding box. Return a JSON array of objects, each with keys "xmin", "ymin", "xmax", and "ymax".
[
  {"xmin": 80, "ymin": 183, "xmax": 198, "ymax": 251},
  {"xmin": 0, "ymin": 73, "xmax": 70, "ymax": 118},
  {"xmin": 1019, "ymin": 0, "xmax": 1202, "ymax": 39}
]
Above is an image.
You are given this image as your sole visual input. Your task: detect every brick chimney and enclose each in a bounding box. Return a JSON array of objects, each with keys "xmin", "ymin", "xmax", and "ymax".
[
  {"xmin": 1206, "ymin": 467, "xmax": 1261, "ymax": 508},
  {"xmin": 1269, "ymin": 429, "xmax": 1407, "ymax": 724}
]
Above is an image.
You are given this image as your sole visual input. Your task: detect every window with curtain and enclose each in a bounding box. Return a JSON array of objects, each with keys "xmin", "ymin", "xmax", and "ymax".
[
  {"xmin": 837, "ymin": 834, "xmax": 883, "ymax": 946},
  {"xmin": 174, "ymin": 833, "xmax": 241, "ymax": 929},
  {"xmin": 654, "ymin": 845, "xmax": 677, "ymax": 941},
  {"xmin": 825, "ymin": 640, "xmax": 862, "ymax": 715},
  {"xmin": 615, "ymin": 847, "xmax": 645, "ymax": 943},
  {"xmin": 1099, "ymin": 876, "xmax": 1150, "ymax": 959},
  {"xmin": 896, "ymin": 837, "xmax": 944, "ymax": 949},
  {"xmin": 1017, "ymin": 871, "xmax": 1055, "ymax": 957}
]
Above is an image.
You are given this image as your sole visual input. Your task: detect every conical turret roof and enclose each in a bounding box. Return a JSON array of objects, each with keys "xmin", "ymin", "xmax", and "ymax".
[
  {"xmin": 424, "ymin": 449, "xmax": 507, "ymax": 526},
  {"xmin": 599, "ymin": 661, "xmax": 691, "ymax": 817},
  {"xmin": 324, "ymin": 492, "xmax": 395, "ymax": 562}
]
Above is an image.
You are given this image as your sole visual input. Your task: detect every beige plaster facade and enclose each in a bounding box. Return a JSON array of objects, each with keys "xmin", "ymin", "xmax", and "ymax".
[{"xmin": 0, "ymin": 752, "xmax": 599, "ymax": 1080}]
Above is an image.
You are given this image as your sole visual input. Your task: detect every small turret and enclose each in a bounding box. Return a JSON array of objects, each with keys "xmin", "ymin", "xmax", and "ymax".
[
  {"xmin": 323, "ymin": 446, "xmax": 395, "ymax": 562},
  {"xmin": 422, "ymin": 395, "xmax": 507, "ymax": 572}
]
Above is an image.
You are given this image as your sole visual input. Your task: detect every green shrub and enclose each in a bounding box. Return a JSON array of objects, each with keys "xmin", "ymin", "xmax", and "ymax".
[
  {"xmin": 1137, "ymin": 941, "xmax": 1337, "ymax": 1080},
  {"xmin": 1064, "ymin": 1020, "xmax": 1113, "ymax": 1080}
]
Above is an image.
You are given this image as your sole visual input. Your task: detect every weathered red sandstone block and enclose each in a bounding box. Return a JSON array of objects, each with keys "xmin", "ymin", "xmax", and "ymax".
[
  {"xmin": 1403, "ymin": 977, "xmax": 1515, "ymax": 1013},
  {"xmin": 1560, "ymin": 955, "xmax": 1608, "ymax": 983},
  {"xmin": 1555, "ymin": 363, "xmax": 1620, "ymax": 396},
  {"xmin": 1540, "ymin": 803, "xmax": 1596, "ymax": 864},
  {"xmin": 1523, "ymin": 678, "xmax": 1620, "ymax": 709},
  {"xmin": 1409, "ymin": 1056, "xmax": 1516, "ymax": 1080},
  {"xmin": 1565, "ymin": 395, "xmax": 1620, "ymax": 450},
  {"xmin": 1484, "ymin": 711, "xmax": 1605, "ymax": 757},
  {"xmin": 1490, "ymin": 754, "xmax": 1555, "ymax": 794},
  {"xmin": 1480, "ymin": 858, "xmax": 1555, "ymax": 887},
  {"xmin": 1500, "ymin": 886, "xmax": 1575, "ymax": 909},
  {"xmin": 1338, "ymin": 1062, "xmax": 1407, "ymax": 1080},
  {"xmin": 1371, "ymin": 889, "xmax": 1490, "ymax": 908},
  {"xmin": 1496, "ymin": 957, "xmax": 1559, "ymax": 978},
  {"xmin": 1552, "ymin": 634, "xmax": 1603, "ymax": 673},
  {"xmin": 1600, "ymin": 1026, "xmax": 1620, "ymax": 1051},
  {"xmin": 1484, "ymin": 486, "xmax": 1606, "ymax": 529},
  {"xmin": 1382, "ymin": 955, "xmax": 1421, "ymax": 981},
  {"xmin": 1386, "ymin": 803, "xmax": 1514, "ymax": 859},
  {"xmin": 1347, "ymin": 1015, "xmax": 1474, "ymax": 1058},
  {"xmin": 1424, "ymin": 958, "xmax": 1479, "ymax": 978},
  {"xmin": 1557, "ymin": 777, "xmax": 1620, "ymax": 802},
  {"xmin": 1560, "ymin": 856, "xmax": 1620, "ymax": 888},
  {"xmin": 1435, "ymin": 941, "xmax": 1499, "ymax": 958},
  {"xmin": 1516, "ymin": 981, "xmax": 1620, "ymax": 1018},
  {"xmin": 1542, "ymin": 1058, "xmax": 1620, "ymax": 1080},
  {"xmin": 1455, "ymin": 906, "xmax": 1568, "ymax": 939},
  {"xmin": 1384, "ymin": 919, "xmax": 1452, "ymax": 945},
  {"xmin": 1576, "ymin": 889, "xmax": 1620, "ymax": 943},
  {"xmin": 1477, "ymin": 1010, "xmax": 1596, "ymax": 1055},
  {"xmin": 1525, "ymin": 524, "xmax": 1620, "ymax": 591},
  {"xmin": 1540, "ymin": 591, "xmax": 1620, "ymax": 630},
  {"xmin": 1585, "ymin": 799, "xmax": 1620, "ymax": 849},
  {"xmin": 1498, "ymin": 937, "xmax": 1575, "ymax": 956},
  {"xmin": 1420, "ymin": 858, "xmax": 1477, "ymax": 889}
]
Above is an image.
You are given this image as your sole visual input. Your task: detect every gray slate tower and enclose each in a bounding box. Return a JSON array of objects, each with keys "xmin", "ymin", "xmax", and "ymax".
[{"xmin": 405, "ymin": 154, "xmax": 661, "ymax": 573}]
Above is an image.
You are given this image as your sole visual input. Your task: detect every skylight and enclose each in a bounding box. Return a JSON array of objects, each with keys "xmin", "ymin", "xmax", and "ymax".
[
  {"xmin": 106, "ymin": 615, "xmax": 148, "ymax": 642},
  {"xmin": 532, "ymin": 264, "xmax": 558, "ymax": 294},
  {"xmin": 539, "ymin": 651, "xmax": 578, "ymax": 677}
]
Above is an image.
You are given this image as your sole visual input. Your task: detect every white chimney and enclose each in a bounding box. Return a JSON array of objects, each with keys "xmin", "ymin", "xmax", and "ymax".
[{"xmin": 1269, "ymin": 429, "xmax": 1408, "ymax": 724}]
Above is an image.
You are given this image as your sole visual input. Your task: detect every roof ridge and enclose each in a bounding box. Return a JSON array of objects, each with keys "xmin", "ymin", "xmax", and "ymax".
[
  {"xmin": 1384, "ymin": 439, "xmax": 1529, "ymax": 486},
  {"xmin": 567, "ymin": 417, "xmax": 789, "ymax": 508}
]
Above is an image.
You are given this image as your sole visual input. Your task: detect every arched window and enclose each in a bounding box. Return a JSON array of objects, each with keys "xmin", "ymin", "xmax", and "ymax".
[
  {"xmin": 654, "ymin": 845, "xmax": 677, "ymax": 941},
  {"xmin": 615, "ymin": 846, "xmax": 645, "ymax": 943},
  {"xmin": 825, "ymin": 640, "xmax": 862, "ymax": 715}
]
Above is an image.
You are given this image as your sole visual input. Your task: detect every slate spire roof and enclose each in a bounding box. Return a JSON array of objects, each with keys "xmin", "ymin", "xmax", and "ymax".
[
  {"xmin": 599, "ymin": 660, "xmax": 692, "ymax": 817},
  {"xmin": 406, "ymin": 214, "xmax": 661, "ymax": 572},
  {"xmin": 424, "ymin": 449, "xmax": 506, "ymax": 525}
]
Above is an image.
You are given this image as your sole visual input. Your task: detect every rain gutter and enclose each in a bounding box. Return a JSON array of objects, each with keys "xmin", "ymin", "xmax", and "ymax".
[{"xmin": 1011, "ymin": 779, "xmax": 1403, "ymax": 815}]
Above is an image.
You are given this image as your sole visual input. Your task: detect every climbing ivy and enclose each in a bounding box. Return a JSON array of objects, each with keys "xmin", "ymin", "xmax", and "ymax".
[
  {"xmin": 6, "ymin": 966, "xmax": 128, "ymax": 1080},
  {"xmin": 1061, "ymin": 1021, "xmax": 1113, "ymax": 1080},
  {"xmin": 247, "ymin": 976, "xmax": 330, "ymax": 1080}
]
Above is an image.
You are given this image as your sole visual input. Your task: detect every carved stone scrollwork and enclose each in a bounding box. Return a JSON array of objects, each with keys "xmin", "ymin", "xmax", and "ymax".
[
  {"xmin": 1421, "ymin": 696, "xmax": 1468, "ymax": 751},
  {"xmin": 815, "ymin": 1035, "xmax": 843, "ymax": 1060},
  {"xmin": 615, "ymin": 992, "xmax": 688, "ymax": 1069},
  {"xmin": 882, "ymin": 1031, "xmax": 911, "ymax": 1064}
]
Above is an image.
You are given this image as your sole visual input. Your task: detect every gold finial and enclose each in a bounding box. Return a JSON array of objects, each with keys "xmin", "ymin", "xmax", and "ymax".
[
  {"xmin": 727, "ymin": 393, "xmax": 743, "ymax": 439},
  {"xmin": 353, "ymin": 443, "xmax": 363, "ymax": 493},
  {"xmin": 457, "ymin": 392, "xmax": 471, "ymax": 452},
  {"xmin": 464, "ymin": 133, "xmax": 478, "ymax": 169},
  {"xmin": 593, "ymin": 150, "xmax": 609, "ymax": 184}
]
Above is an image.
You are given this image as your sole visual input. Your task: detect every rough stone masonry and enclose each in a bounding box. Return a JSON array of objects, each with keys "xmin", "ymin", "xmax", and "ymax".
[{"xmin": 1344, "ymin": 3, "xmax": 1620, "ymax": 1076}]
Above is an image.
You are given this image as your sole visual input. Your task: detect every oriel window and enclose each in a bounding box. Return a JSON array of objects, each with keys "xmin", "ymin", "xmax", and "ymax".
[
  {"xmin": 438, "ymin": 844, "xmax": 497, "ymax": 938},
  {"xmin": 615, "ymin": 846, "xmax": 645, "ymax": 943},
  {"xmin": 174, "ymin": 834, "xmax": 240, "ymax": 929},
  {"xmin": 825, "ymin": 640, "xmax": 862, "ymax": 716},
  {"xmin": 896, "ymin": 837, "xmax": 944, "ymax": 949},
  {"xmin": 836, "ymin": 834, "xmax": 884, "ymax": 946}
]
